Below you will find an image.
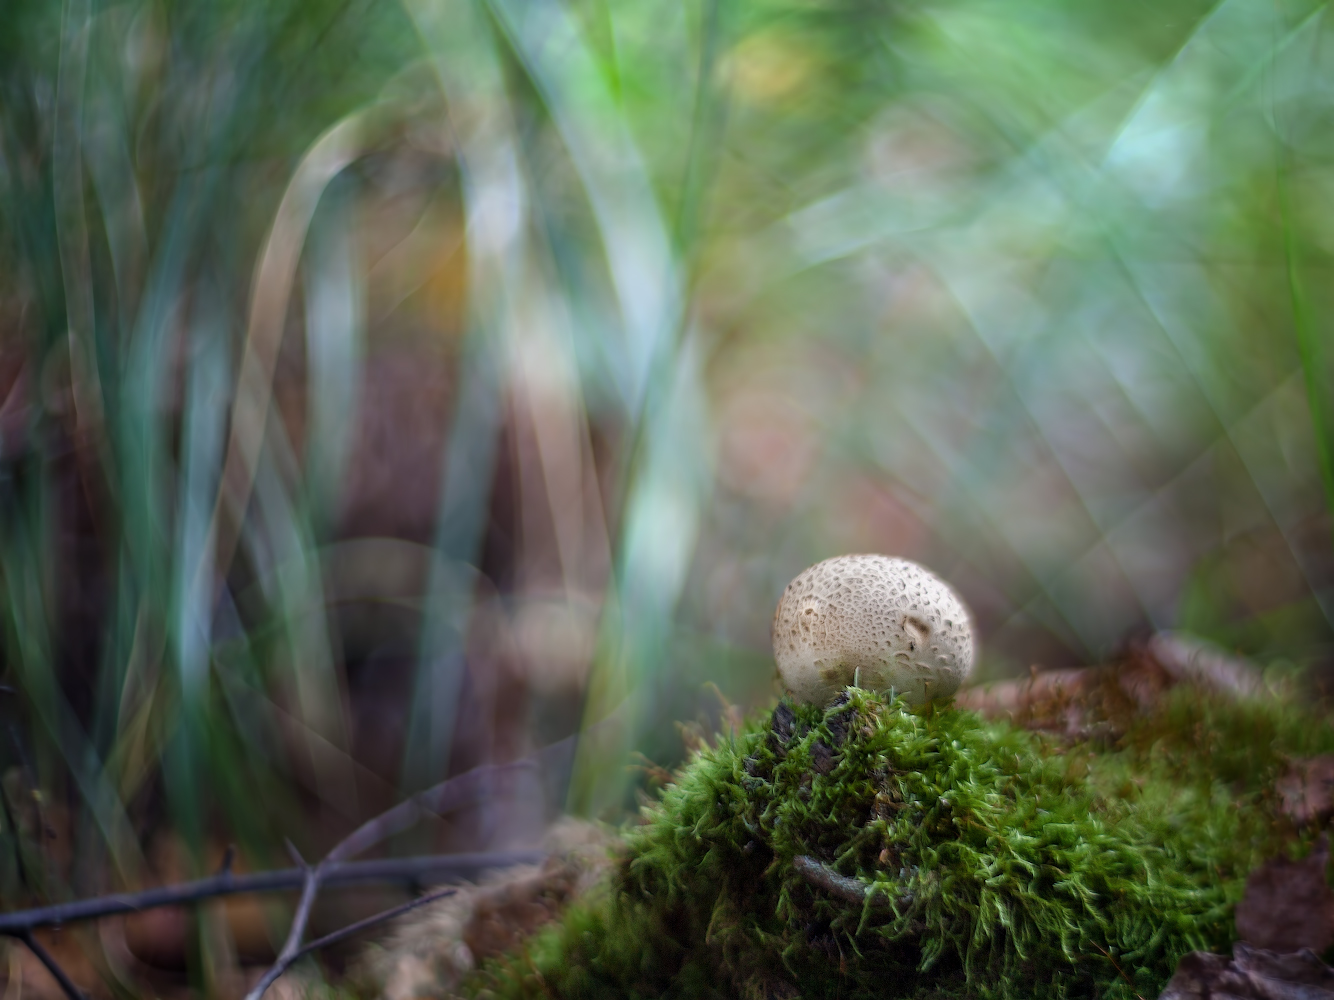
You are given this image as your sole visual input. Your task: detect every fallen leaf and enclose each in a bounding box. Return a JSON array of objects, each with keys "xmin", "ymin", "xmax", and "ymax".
[
  {"xmin": 1236, "ymin": 836, "xmax": 1334, "ymax": 953},
  {"xmin": 1278, "ymin": 757, "xmax": 1334, "ymax": 827},
  {"xmin": 956, "ymin": 635, "xmax": 1266, "ymax": 742},
  {"xmin": 1160, "ymin": 942, "xmax": 1334, "ymax": 1000}
]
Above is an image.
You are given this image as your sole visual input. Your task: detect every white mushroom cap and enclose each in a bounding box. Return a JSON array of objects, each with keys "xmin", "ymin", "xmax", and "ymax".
[{"xmin": 771, "ymin": 554, "xmax": 974, "ymax": 706}]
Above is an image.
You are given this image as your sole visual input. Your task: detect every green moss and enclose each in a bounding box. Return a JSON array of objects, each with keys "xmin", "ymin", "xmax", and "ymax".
[{"xmin": 466, "ymin": 688, "xmax": 1332, "ymax": 1000}]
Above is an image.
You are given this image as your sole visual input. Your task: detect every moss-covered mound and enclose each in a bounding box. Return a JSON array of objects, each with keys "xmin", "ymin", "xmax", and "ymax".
[{"xmin": 466, "ymin": 688, "xmax": 1333, "ymax": 1000}]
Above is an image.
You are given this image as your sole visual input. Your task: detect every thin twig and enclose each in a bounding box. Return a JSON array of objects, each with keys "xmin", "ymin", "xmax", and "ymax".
[
  {"xmin": 0, "ymin": 713, "xmax": 579, "ymax": 924},
  {"xmin": 793, "ymin": 855, "xmax": 892, "ymax": 909},
  {"xmin": 1091, "ymin": 941, "xmax": 1146, "ymax": 1000},
  {"xmin": 244, "ymin": 850, "xmax": 323, "ymax": 1000},
  {"xmin": 8, "ymin": 930, "xmax": 86, "ymax": 1000},
  {"xmin": 326, "ymin": 756, "xmax": 541, "ymax": 863},
  {"xmin": 523, "ymin": 945, "xmax": 556, "ymax": 1000},
  {"xmin": 290, "ymin": 887, "xmax": 456, "ymax": 961},
  {"xmin": 0, "ymin": 735, "xmax": 579, "ymax": 1000},
  {"xmin": 0, "ymin": 851, "xmax": 542, "ymax": 933},
  {"xmin": 284, "ymin": 840, "xmax": 307, "ymax": 869},
  {"xmin": 330, "ymin": 732, "xmax": 580, "ymax": 867},
  {"xmin": 239, "ymin": 738, "xmax": 575, "ymax": 1000}
]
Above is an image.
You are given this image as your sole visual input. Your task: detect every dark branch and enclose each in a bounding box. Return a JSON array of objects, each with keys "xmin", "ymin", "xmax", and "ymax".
[
  {"xmin": 8, "ymin": 930, "xmax": 87, "ymax": 1000},
  {"xmin": 239, "ymin": 740, "xmax": 574, "ymax": 1000},
  {"xmin": 245, "ymin": 855, "xmax": 323, "ymax": 1000},
  {"xmin": 293, "ymin": 887, "xmax": 456, "ymax": 961},
  {"xmin": 0, "ymin": 851, "xmax": 542, "ymax": 933},
  {"xmin": 327, "ymin": 757, "xmax": 541, "ymax": 863},
  {"xmin": 0, "ymin": 736, "xmax": 582, "ymax": 1000},
  {"xmin": 793, "ymin": 855, "xmax": 892, "ymax": 909},
  {"xmin": 238, "ymin": 888, "xmax": 460, "ymax": 1000},
  {"xmin": 284, "ymin": 840, "xmax": 307, "ymax": 868},
  {"xmin": 325, "ymin": 732, "xmax": 579, "ymax": 865}
]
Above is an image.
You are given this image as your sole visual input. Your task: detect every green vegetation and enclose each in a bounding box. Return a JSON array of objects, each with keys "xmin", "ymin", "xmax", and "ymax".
[{"xmin": 468, "ymin": 688, "xmax": 1331, "ymax": 1000}]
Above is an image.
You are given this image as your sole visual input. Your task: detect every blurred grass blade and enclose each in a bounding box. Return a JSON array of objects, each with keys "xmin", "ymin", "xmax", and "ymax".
[
  {"xmin": 403, "ymin": 0, "xmax": 525, "ymax": 790},
  {"xmin": 208, "ymin": 111, "xmax": 369, "ymax": 585},
  {"xmin": 488, "ymin": 0, "xmax": 680, "ymax": 413},
  {"xmin": 303, "ymin": 179, "xmax": 366, "ymax": 537},
  {"xmin": 53, "ymin": 0, "xmax": 105, "ymax": 448},
  {"xmin": 174, "ymin": 291, "xmax": 233, "ymax": 707},
  {"xmin": 486, "ymin": 0, "xmax": 715, "ymax": 810},
  {"xmin": 0, "ymin": 500, "xmax": 143, "ymax": 883},
  {"xmin": 244, "ymin": 428, "xmax": 357, "ymax": 819},
  {"xmin": 569, "ymin": 333, "xmax": 713, "ymax": 814}
]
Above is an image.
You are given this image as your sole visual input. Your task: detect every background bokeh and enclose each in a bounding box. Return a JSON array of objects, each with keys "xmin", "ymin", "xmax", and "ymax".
[{"xmin": 1, "ymin": 0, "xmax": 1332, "ymax": 958}]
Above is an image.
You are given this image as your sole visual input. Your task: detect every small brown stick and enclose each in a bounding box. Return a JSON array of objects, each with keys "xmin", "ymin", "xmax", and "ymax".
[
  {"xmin": 8, "ymin": 930, "xmax": 87, "ymax": 1000},
  {"xmin": 0, "ymin": 851, "xmax": 542, "ymax": 933},
  {"xmin": 0, "ymin": 737, "xmax": 578, "ymax": 1000},
  {"xmin": 1091, "ymin": 941, "xmax": 1146, "ymax": 1000},
  {"xmin": 242, "ymin": 740, "xmax": 575, "ymax": 1000},
  {"xmin": 282, "ymin": 887, "xmax": 457, "ymax": 967},
  {"xmin": 523, "ymin": 945, "xmax": 556, "ymax": 999},
  {"xmin": 325, "ymin": 755, "xmax": 546, "ymax": 864},
  {"xmin": 793, "ymin": 856, "xmax": 892, "ymax": 909},
  {"xmin": 245, "ymin": 847, "xmax": 324, "ymax": 1000}
]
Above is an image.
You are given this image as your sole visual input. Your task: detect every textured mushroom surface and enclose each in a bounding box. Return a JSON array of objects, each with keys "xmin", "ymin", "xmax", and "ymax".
[{"xmin": 771, "ymin": 554, "xmax": 973, "ymax": 705}]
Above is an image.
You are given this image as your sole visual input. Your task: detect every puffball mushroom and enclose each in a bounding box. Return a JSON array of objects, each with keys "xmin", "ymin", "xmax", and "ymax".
[{"xmin": 772, "ymin": 554, "xmax": 974, "ymax": 706}]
